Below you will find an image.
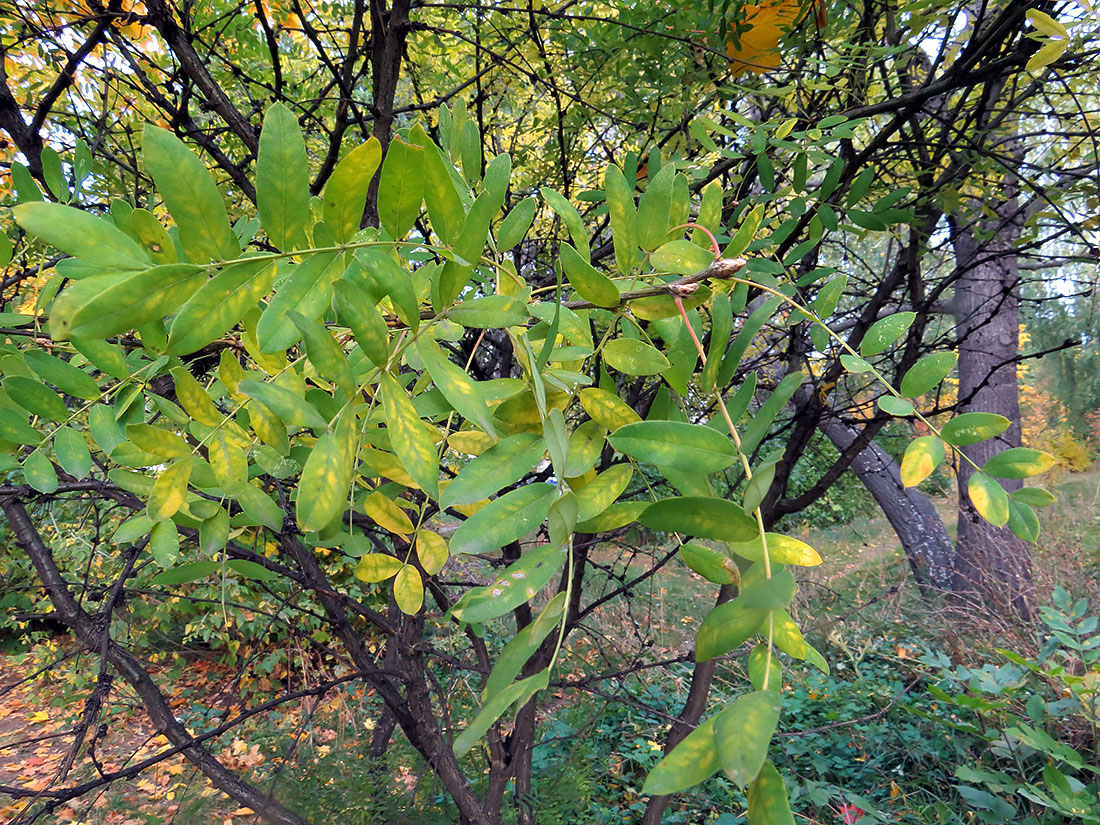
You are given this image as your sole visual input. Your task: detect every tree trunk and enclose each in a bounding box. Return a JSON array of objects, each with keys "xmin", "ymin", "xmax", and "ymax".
[
  {"xmin": 817, "ymin": 415, "xmax": 954, "ymax": 593},
  {"xmin": 949, "ymin": 197, "xmax": 1032, "ymax": 619}
]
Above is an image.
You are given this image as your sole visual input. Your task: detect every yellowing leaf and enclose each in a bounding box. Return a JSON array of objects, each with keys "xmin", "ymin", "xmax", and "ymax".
[
  {"xmin": 394, "ymin": 565, "xmax": 424, "ymax": 614},
  {"xmin": 727, "ymin": 0, "xmax": 804, "ymax": 75},
  {"xmin": 363, "ymin": 491, "xmax": 415, "ymax": 535},
  {"xmin": 416, "ymin": 529, "xmax": 449, "ymax": 575},
  {"xmin": 578, "ymin": 387, "xmax": 641, "ymax": 430},
  {"xmin": 148, "ymin": 457, "xmax": 192, "ymax": 522},
  {"xmin": 900, "ymin": 436, "xmax": 945, "ymax": 487}
]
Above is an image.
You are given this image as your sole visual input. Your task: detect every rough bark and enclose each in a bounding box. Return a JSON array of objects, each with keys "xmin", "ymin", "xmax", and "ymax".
[
  {"xmin": 949, "ymin": 196, "xmax": 1032, "ymax": 618},
  {"xmin": 817, "ymin": 415, "xmax": 955, "ymax": 593}
]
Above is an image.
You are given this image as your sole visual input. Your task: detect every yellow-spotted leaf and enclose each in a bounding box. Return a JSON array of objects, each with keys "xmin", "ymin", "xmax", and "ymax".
[
  {"xmin": 578, "ymin": 387, "xmax": 641, "ymax": 430},
  {"xmin": 441, "ymin": 433, "xmax": 544, "ymax": 508},
  {"xmin": 715, "ymin": 691, "xmax": 781, "ymax": 788},
  {"xmin": 747, "ymin": 762, "xmax": 796, "ymax": 825},
  {"xmin": 603, "ymin": 338, "xmax": 670, "ymax": 376},
  {"xmin": 22, "ymin": 451, "xmax": 58, "ymax": 493},
  {"xmin": 608, "ymin": 421, "xmax": 736, "ymax": 474},
  {"xmin": 363, "ymin": 491, "xmax": 414, "ymax": 535},
  {"xmin": 642, "ymin": 716, "xmax": 720, "ymax": 795},
  {"xmin": 256, "ymin": 102, "xmax": 311, "ymax": 251},
  {"xmin": 148, "ymin": 457, "xmax": 192, "ymax": 521},
  {"xmin": 208, "ymin": 430, "xmax": 247, "ymax": 495},
  {"xmin": 296, "ymin": 420, "xmax": 354, "ymax": 532},
  {"xmin": 574, "ymin": 464, "xmax": 633, "ymax": 522},
  {"xmin": 450, "ymin": 483, "xmax": 557, "ymax": 555},
  {"xmin": 380, "ymin": 372, "xmax": 440, "ymax": 500},
  {"xmin": 126, "ymin": 423, "xmax": 191, "ymax": 459},
  {"xmin": 167, "ymin": 261, "xmax": 278, "ymax": 355},
  {"xmin": 170, "ymin": 367, "xmax": 222, "ymax": 426},
  {"xmin": 416, "ymin": 338, "xmax": 497, "ymax": 438}
]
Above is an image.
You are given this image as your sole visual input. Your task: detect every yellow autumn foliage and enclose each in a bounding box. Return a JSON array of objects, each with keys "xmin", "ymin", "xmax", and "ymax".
[{"xmin": 727, "ymin": 0, "xmax": 818, "ymax": 75}]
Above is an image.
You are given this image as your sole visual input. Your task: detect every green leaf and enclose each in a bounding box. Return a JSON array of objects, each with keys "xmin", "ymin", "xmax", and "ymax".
[
  {"xmin": 701, "ymin": 291, "xmax": 733, "ymax": 391},
  {"xmin": 1011, "ymin": 487, "xmax": 1057, "ymax": 508},
  {"xmin": 728, "ymin": 534, "xmax": 821, "ymax": 567},
  {"xmin": 560, "ymin": 244, "xmax": 619, "ymax": 308},
  {"xmin": 738, "ymin": 569, "xmax": 797, "ymax": 610},
  {"xmin": 148, "ymin": 457, "xmax": 192, "ymax": 522},
  {"xmin": 13, "ymin": 202, "xmax": 150, "ymax": 269},
  {"xmin": 484, "ymin": 592, "xmax": 565, "ymax": 700},
  {"xmin": 297, "ymin": 419, "xmax": 354, "ymax": 532},
  {"xmin": 642, "ymin": 716, "xmax": 720, "ymax": 796},
  {"xmin": 150, "ymin": 561, "xmax": 220, "ymax": 586},
  {"xmin": 0, "ymin": 408, "xmax": 41, "ymax": 445},
  {"xmin": 322, "ymin": 137, "xmax": 383, "ymax": 243},
  {"xmin": 377, "ymin": 137, "xmax": 424, "ymax": 239},
  {"xmin": 72, "ymin": 338, "xmax": 128, "ymax": 380},
  {"xmin": 695, "ymin": 601, "xmax": 767, "ymax": 661},
  {"xmin": 167, "ymin": 261, "xmax": 277, "ymax": 355},
  {"xmin": 541, "ymin": 187, "xmax": 589, "ymax": 259},
  {"xmin": 199, "ymin": 507, "xmax": 230, "ymax": 554},
  {"xmin": 603, "ymin": 339, "xmax": 670, "ymax": 376},
  {"xmin": 812, "ymin": 274, "xmax": 847, "ymax": 319},
  {"xmin": 394, "ymin": 565, "xmax": 424, "ymax": 614},
  {"xmin": 226, "ymin": 560, "xmax": 282, "ymax": 582},
  {"xmin": 728, "ymin": 205, "xmax": 764, "ymax": 258},
  {"xmin": 355, "ymin": 248, "xmax": 420, "ymax": 331},
  {"xmin": 149, "ymin": 520, "xmax": 180, "ymax": 567},
  {"xmin": 982, "ymin": 448, "xmax": 1057, "ymax": 479},
  {"xmin": 840, "ymin": 354, "xmax": 873, "ymax": 373},
  {"xmin": 743, "ymin": 452, "xmax": 780, "ymax": 515},
  {"xmin": 900, "ymin": 351, "xmax": 958, "ymax": 397},
  {"xmin": 608, "ymin": 421, "xmax": 736, "ymax": 474},
  {"xmin": 575, "ymin": 464, "xmax": 633, "ymax": 522},
  {"xmin": 604, "ymin": 164, "xmax": 637, "ymax": 275},
  {"xmin": 969, "ymin": 472, "xmax": 1010, "ymax": 528},
  {"xmin": 256, "ymin": 102, "xmax": 312, "ymax": 251},
  {"xmin": 451, "ymin": 483, "xmax": 558, "ymax": 556},
  {"xmin": 941, "ymin": 413, "xmax": 1011, "ymax": 447},
  {"xmin": 748, "ymin": 644, "xmax": 783, "ymax": 692},
  {"xmin": 48, "ymin": 264, "xmax": 204, "ymax": 340},
  {"xmin": 22, "ymin": 451, "xmax": 58, "ymax": 493},
  {"xmin": 239, "ymin": 482, "xmax": 285, "ymax": 530},
  {"xmin": 448, "ymin": 294, "xmax": 529, "ymax": 328},
  {"xmin": 52, "ymin": 426, "xmax": 91, "ymax": 478},
  {"xmin": 900, "ymin": 436, "xmax": 945, "ymax": 487},
  {"xmin": 408, "ymin": 125, "xmax": 464, "ymax": 244},
  {"xmin": 497, "ymin": 198, "xmax": 537, "ymax": 252},
  {"xmin": 747, "ymin": 762, "xmax": 795, "ymax": 825},
  {"xmin": 651, "ymin": 240, "xmax": 713, "ymax": 276},
  {"xmin": 354, "ymin": 553, "xmax": 404, "ymax": 583},
  {"xmin": 239, "ymin": 379, "xmax": 327, "ymax": 429},
  {"xmin": 23, "ymin": 351, "xmax": 100, "ymax": 400},
  {"xmin": 11, "ymin": 162, "xmax": 43, "ymax": 202},
  {"xmin": 715, "ymin": 691, "xmax": 781, "ymax": 788},
  {"xmin": 450, "ymin": 543, "xmax": 565, "ymax": 624},
  {"xmin": 334, "ymin": 280, "xmax": 390, "ymax": 366},
  {"xmin": 679, "ymin": 543, "xmax": 739, "ymax": 585},
  {"xmin": 453, "ymin": 670, "xmax": 550, "ymax": 759},
  {"xmin": 288, "ymin": 311, "xmax": 355, "ymax": 393},
  {"xmin": 1007, "ymin": 499, "xmax": 1041, "ymax": 542},
  {"xmin": 641, "ymin": 496, "xmax": 758, "ymax": 543},
  {"xmin": 739, "ymin": 372, "xmax": 804, "ymax": 455},
  {"xmin": 635, "ymin": 164, "xmax": 676, "ymax": 252},
  {"xmin": 878, "ymin": 395, "xmax": 915, "ymax": 416},
  {"xmin": 380, "ymin": 372, "xmax": 440, "ymax": 500},
  {"xmin": 143, "ymin": 125, "xmax": 239, "ymax": 262},
  {"xmin": 4, "ymin": 377, "xmax": 68, "ymax": 421},
  {"xmin": 860, "ymin": 312, "xmax": 916, "ymax": 357},
  {"xmin": 258, "ymin": 251, "xmax": 341, "ymax": 352},
  {"xmin": 1026, "ymin": 38, "xmax": 1068, "ymax": 71},
  {"xmin": 441, "ymin": 434, "xmax": 544, "ymax": 508}
]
